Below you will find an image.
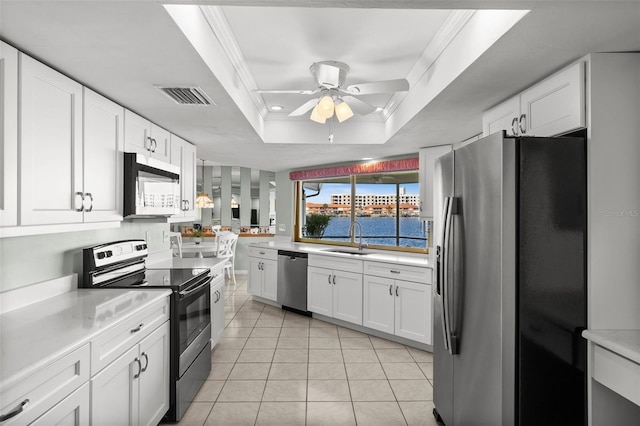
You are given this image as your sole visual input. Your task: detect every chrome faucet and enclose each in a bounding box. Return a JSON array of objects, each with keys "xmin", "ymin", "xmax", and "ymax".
[{"xmin": 349, "ymin": 220, "xmax": 367, "ymax": 251}]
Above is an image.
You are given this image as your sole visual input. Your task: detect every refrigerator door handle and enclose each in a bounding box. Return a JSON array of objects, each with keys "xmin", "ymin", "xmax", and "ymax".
[
  {"xmin": 443, "ymin": 196, "xmax": 460, "ymax": 355},
  {"xmin": 440, "ymin": 197, "xmax": 453, "ymax": 354}
]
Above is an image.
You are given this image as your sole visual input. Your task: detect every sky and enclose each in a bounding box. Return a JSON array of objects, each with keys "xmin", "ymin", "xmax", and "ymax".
[{"xmin": 307, "ymin": 183, "xmax": 419, "ymax": 204}]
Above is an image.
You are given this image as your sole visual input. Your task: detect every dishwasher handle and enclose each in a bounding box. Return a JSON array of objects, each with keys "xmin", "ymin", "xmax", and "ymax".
[{"xmin": 277, "ymin": 250, "xmax": 308, "ymax": 259}]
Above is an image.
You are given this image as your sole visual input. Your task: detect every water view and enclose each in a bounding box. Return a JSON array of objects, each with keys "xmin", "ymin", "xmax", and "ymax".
[{"xmin": 318, "ymin": 216, "xmax": 426, "ymax": 249}]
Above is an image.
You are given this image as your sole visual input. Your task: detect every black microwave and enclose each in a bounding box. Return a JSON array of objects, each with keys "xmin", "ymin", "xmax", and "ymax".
[{"xmin": 123, "ymin": 152, "xmax": 181, "ymax": 218}]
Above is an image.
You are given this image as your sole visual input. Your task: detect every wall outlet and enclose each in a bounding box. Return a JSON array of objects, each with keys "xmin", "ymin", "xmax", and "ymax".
[{"xmin": 278, "ymin": 224, "xmax": 286, "ymax": 232}]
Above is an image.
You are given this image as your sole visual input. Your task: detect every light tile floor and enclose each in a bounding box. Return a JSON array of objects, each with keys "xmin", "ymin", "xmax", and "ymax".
[{"xmin": 174, "ymin": 275, "xmax": 439, "ymax": 426}]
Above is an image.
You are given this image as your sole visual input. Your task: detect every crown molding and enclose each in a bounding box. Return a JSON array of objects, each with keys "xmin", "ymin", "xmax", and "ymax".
[
  {"xmin": 200, "ymin": 5, "xmax": 269, "ymax": 118},
  {"xmin": 382, "ymin": 9, "xmax": 475, "ymax": 121}
]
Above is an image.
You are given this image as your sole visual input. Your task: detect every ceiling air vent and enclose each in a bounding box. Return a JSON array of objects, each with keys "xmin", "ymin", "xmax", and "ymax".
[{"xmin": 155, "ymin": 86, "xmax": 216, "ymax": 106}]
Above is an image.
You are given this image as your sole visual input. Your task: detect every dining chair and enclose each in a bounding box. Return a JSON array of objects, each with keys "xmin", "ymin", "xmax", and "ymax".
[
  {"xmin": 212, "ymin": 225, "xmax": 222, "ymax": 233},
  {"xmin": 169, "ymin": 232, "xmax": 183, "ymax": 258},
  {"xmin": 215, "ymin": 231, "xmax": 239, "ymax": 285}
]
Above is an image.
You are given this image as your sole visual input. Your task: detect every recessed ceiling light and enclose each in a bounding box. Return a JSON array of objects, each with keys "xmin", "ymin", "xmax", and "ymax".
[{"xmin": 270, "ymin": 105, "xmax": 283, "ymax": 111}]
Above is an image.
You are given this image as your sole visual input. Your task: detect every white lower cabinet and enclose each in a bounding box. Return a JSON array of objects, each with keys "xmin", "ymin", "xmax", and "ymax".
[
  {"xmin": 248, "ymin": 247, "xmax": 277, "ymax": 302},
  {"xmin": 210, "ymin": 271, "xmax": 226, "ymax": 347},
  {"xmin": 363, "ymin": 261, "xmax": 432, "ymax": 344},
  {"xmin": 91, "ymin": 320, "xmax": 170, "ymax": 426},
  {"xmin": 364, "ymin": 276, "xmax": 432, "ymax": 344},
  {"xmin": 308, "ymin": 263, "xmax": 363, "ymax": 326},
  {"xmin": 31, "ymin": 382, "xmax": 90, "ymax": 426}
]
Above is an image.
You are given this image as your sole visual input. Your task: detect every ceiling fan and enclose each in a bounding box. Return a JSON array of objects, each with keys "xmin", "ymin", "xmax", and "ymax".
[{"xmin": 256, "ymin": 61, "xmax": 410, "ymax": 123}]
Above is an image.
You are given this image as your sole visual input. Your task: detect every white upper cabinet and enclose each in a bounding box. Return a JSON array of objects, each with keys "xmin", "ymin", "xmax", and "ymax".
[
  {"xmin": 419, "ymin": 145, "xmax": 452, "ymax": 219},
  {"xmin": 0, "ymin": 42, "xmax": 18, "ymax": 227},
  {"xmin": 150, "ymin": 123, "xmax": 171, "ymax": 163},
  {"xmin": 482, "ymin": 96, "xmax": 520, "ymax": 137},
  {"xmin": 19, "ymin": 53, "xmax": 84, "ymax": 225},
  {"xmin": 83, "ymin": 88, "xmax": 124, "ymax": 222},
  {"xmin": 124, "ymin": 110, "xmax": 170, "ymax": 163},
  {"xmin": 170, "ymin": 134, "xmax": 196, "ymax": 221},
  {"xmin": 519, "ymin": 61, "xmax": 585, "ymax": 136},
  {"xmin": 483, "ymin": 61, "xmax": 585, "ymax": 137}
]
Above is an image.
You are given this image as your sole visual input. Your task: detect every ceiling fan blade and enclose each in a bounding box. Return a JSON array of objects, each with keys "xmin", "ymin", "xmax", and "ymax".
[
  {"xmin": 288, "ymin": 98, "xmax": 320, "ymax": 116},
  {"xmin": 344, "ymin": 78, "xmax": 410, "ymax": 95},
  {"xmin": 254, "ymin": 88, "xmax": 319, "ymax": 95},
  {"xmin": 342, "ymin": 96, "xmax": 377, "ymax": 115}
]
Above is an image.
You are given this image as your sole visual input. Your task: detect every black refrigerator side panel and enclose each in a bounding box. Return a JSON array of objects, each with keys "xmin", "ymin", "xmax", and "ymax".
[{"xmin": 517, "ymin": 137, "xmax": 587, "ymax": 426}]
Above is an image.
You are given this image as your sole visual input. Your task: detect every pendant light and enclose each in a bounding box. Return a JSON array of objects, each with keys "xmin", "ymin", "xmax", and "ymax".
[{"xmin": 195, "ymin": 159, "xmax": 214, "ymax": 208}]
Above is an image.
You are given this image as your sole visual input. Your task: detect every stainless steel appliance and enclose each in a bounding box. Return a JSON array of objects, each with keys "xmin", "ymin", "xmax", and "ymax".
[
  {"xmin": 432, "ymin": 131, "xmax": 587, "ymax": 425},
  {"xmin": 277, "ymin": 250, "xmax": 309, "ymax": 314},
  {"xmin": 124, "ymin": 152, "xmax": 181, "ymax": 218},
  {"xmin": 82, "ymin": 240, "xmax": 211, "ymax": 422}
]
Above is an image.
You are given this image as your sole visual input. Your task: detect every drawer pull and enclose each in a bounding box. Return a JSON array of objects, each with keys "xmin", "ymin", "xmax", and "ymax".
[
  {"xmin": 130, "ymin": 323, "xmax": 144, "ymax": 333},
  {"xmin": 0, "ymin": 399, "xmax": 29, "ymax": 422},
  {"xmin": 259, "ymin": 251, "xmax": 265, "ymax": 255},
  {"xmin": 390, "ymin": 270, "xmax": 401, "ymax": 274}
]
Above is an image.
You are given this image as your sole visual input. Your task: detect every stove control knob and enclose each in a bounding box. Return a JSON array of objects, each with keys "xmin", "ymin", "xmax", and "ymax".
[
  {"xmin": 142, "ymin": 244, "xmax": 147, "ymax": 250},
  {"xmin": 97, "ymin": 252, "xmax": 106, "ymax": 260},
  {"xmin": 106, "ymin": 250, "xmax": 113, "ymax": 257}
]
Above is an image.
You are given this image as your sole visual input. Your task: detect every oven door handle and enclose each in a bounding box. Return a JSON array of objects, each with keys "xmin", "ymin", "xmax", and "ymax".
[{"xmin": 178, "ymin": 281, "xmax": 210, "ymax": 298}]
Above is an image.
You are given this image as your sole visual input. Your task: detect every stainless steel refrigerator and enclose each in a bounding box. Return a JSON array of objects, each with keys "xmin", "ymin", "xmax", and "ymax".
[{"xmin": 432, "ymin": 131, "xmax": 587, "ymax": 425}]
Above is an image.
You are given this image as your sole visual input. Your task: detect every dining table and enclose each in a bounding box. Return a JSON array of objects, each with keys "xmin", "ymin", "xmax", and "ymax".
[{"xmin": 180, "ymin": 242, "xmax": 218, "ymax": 258}]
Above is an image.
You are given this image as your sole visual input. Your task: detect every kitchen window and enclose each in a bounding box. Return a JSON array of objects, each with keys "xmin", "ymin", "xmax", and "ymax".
[{"xmin": 294, "ymin": 167, "xmax": 426, "ymax": 253}]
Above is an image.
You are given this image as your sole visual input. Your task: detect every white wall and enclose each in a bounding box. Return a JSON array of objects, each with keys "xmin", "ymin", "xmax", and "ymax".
[
  {"xmin": 0, "ymin": 221, "xmax": 170, "ymax": 292},
  {"xmin": 587, "ymin": 53, "xmax": 640, "ymax": 330}
]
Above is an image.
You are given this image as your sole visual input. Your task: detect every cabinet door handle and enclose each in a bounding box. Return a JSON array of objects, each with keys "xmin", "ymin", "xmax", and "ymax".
[
  {"xmin": 511, "ymin": 117, "xmax": 519, "ymax": 135},
  {"xmin": 146, "ymin": 136, "xmax": 153, "ymax": 151},
  {"xmin": 133, "ymin": 357, "xmax": 142, "ymax": 379},
  {"xmin": 396, "ymin": 286, "xmax": 399, "ymax": 297},
  {"xmin": 130, "ymin": 323, "xmax": 144, "ymax": 333},
  {"xmin": 332, "ymin": 275, "xmax": 336, "ymax": 285},
  {"xmin": 519, "ymin": 114, "xmax": 527, "ymax": 134},
  {"xmin": 390, "ymin": 270, "xmax": 400, "ymax": 274},
  {"xmin": 151, "ymin": 138, "xmax": 158, "ymax": 152},
  {"xmin": 185, "ymin": 200, "xmax": 190, "ymax": 210},
  {"xmin": 84, "ymin": 192, "xmax": 93, "ymax": 212},
  {"xmin": 140, "ymin": 352, "xmax": 149, "ymax": 373},
  {"xmin": 389, "ymin": 284, "xmax": 393, "ymax": 296},
  {"xmin": 75, "ymin": 191, "xmax": 85, "ymax": 212},
  {"xmin": 0, "ymin": 399, "xmax": 29, "ymax": 422},
  {"xmin": 328, "ymin": 274, "xmax": 332, "ymax": 284}
]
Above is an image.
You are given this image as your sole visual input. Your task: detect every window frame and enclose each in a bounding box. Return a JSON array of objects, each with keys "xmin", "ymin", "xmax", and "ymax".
[{"xmin": 294, "ymin": 175, "xmax": 428, "ymax": 254}]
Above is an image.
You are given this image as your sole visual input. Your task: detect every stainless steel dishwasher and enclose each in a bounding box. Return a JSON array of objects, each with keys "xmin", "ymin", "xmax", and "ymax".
[{"xmin": 277, "ymin": 250, "xmax": 309, "ymax": 314}]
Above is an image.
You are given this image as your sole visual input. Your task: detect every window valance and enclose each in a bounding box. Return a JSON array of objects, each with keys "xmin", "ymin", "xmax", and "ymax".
[{"xmin": 289, "ymin": 157, "xmax": 419, "ymax": 181}]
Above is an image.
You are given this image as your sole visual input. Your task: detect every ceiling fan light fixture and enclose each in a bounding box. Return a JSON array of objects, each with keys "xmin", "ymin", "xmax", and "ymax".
[
  {"xmin": 310, "ymin": 105, "xmax": 326, "ymax": 123},
  {"xmin": 318, "ymin": 95, "xmax": 335, "ymax": 119},
  {"xmin": 334, "ymin": 100, "xmax": 354, "ymax": 122}
]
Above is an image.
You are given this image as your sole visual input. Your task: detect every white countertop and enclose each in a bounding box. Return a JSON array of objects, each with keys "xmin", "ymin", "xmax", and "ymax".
[
  {"xmin": 582, "ymin": 329, "xmax": 640, "ymax": 364},
  {"xmin": 0, "ymin": 288, "xmax": 171, "ymax": 390},
  {"xmin": 250, "ymin": 241, "xmax": 432, "ymax": 269}
]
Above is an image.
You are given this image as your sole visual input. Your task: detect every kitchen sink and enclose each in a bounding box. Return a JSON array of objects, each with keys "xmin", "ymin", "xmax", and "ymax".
[{"xmin": 323, "ymin": 249, "xmax": 371, "ymax": 256}]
